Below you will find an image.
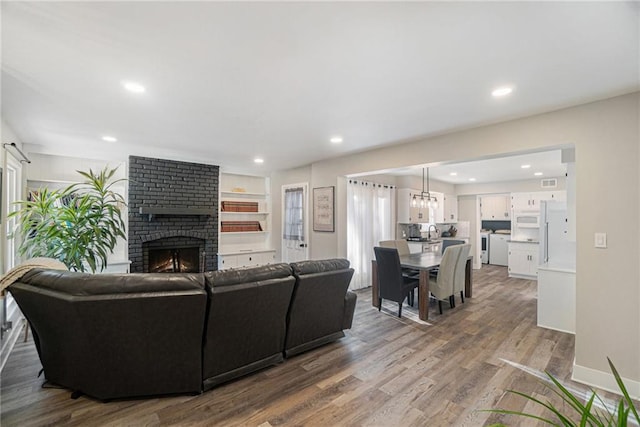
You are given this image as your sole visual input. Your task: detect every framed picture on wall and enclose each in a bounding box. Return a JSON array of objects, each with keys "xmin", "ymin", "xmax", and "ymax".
[{"xmin": 313, "ymin": 186, "xmax": 335, "ymax": 232}]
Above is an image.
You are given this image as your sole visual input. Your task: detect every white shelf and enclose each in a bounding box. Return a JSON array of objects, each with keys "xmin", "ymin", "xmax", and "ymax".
[
  {"xmin": 219, "ymin": 172, "xmax": 273, "ymax": 267},
  {"xmin": 217, "ymin": 249, "xmax": 275, "ymax": 256},
  {"xmin": 220, "ymin": 191, "xmax": 268, "ymax": 197},
  {"xmin": 220, "ymin": 231, "xmax": 269, "ymax": 235},
  {"xmin": 220, "ymin": 211, "xmax": 269, "ymax": 215},
  {"xmin": 28, "ymin": 178, "xmax": 77, "ymax": 185}
]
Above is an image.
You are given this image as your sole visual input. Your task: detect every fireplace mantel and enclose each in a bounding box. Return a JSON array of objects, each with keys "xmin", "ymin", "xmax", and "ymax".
[{"xmin": 138, "ymin": 206, "xmax": 213, "ymax": 221}]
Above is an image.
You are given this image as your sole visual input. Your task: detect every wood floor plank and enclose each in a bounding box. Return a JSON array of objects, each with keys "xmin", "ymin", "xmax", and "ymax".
[{"xmin": 2, "ymin": 265, "xmax": 632, "ymax": 426}]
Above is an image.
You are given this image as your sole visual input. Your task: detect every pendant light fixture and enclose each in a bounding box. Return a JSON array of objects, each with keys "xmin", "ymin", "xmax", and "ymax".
[{"xmin": 411, "ymin": 167, "xmax": 438, "ymax": 210}]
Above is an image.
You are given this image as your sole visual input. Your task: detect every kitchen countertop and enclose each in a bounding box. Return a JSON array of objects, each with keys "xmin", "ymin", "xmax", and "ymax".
[{"xmin": 538, "ymin": 261, "xmax": 576, "ymax": 274}]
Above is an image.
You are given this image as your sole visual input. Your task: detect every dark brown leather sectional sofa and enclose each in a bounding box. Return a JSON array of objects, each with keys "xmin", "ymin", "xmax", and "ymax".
[{"xmin": 9, "ymin": 259, "xmax": 356, "ymax": 401}]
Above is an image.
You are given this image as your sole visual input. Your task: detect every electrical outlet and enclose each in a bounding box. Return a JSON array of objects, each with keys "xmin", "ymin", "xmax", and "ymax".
[{"xmin": 594, "ymin": 232, "xmax": 607, "ymax": 248}]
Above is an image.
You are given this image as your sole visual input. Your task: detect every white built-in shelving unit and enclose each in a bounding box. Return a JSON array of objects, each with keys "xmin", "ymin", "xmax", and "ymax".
[{"xmin": 217, "ymin": 172, "xmax": 276, "ymax": 269}]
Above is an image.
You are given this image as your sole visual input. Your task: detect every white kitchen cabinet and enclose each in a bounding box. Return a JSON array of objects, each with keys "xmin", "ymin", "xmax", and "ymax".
[
  {"xmin": 430, "ymin": 191, "xmax": 444, "ymax": 223},
  {"xmin": 217, "ymin": 249, "xmax": 277, "ymax": 270},
  {"xmin": 480, "ymin": 195, "xmax": 510, "ymax": 220},
  {"xmin": 508, "ymin": 242, "xmax": 539, "ymax": 279},
  {"xmin": 442, "ymin": 194, "xmax": 458, "ymax": 223},
  {"xmin": 511, "ymin": 191, "xmax": 566, "ymax": 212},
  {"xmin": 397, "ymin": 188, "xmax": 431, "ymax": 223},
  {"xmin": 489, "ymin": 233, "xmax": 510, "ymax": 265},
  {"xmin": 537, "ymin": 266, "xmax": 575, "ymax": 334},
  {"xmin": 407, "ymin": 241, "xmax": 424, "ymax": 254}
]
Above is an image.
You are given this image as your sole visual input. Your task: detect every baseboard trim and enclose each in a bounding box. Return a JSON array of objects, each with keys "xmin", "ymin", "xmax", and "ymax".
[
  {"xmin": 1, "ymin": 317, "xmax": 24, "ymax": 372},
  {"xmin": 572, "ymin": 361, "xmax": 640, "ymax": 400}
]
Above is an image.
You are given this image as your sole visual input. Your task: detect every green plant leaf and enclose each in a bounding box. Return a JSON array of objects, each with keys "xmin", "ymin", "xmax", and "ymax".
[
  {"xmin": 579, "ymin": 392, "xmax": 596, "ymax": 426},
  {"xmin": 10, "ymin": 166, "xmax": 126, "ymax": 273},
  {"xmin": 608, "ymin": 357, "xmax": 640, "ymax": 425},
  {"xmin": 507, "ymin": 389, "xmax": 577, "ymax": 426},
  {"xmin": 483, "ymin": 408, "xmax": 561, "ymax": 426}
]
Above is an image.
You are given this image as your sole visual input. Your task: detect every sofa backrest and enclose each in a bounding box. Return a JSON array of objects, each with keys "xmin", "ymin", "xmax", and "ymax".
[
  {"xmin": 18, "ymin": 269, "xmax": 206, "ymax": 294},
  {"xmin": 285, "ymin": 259, "xmax": 355, "ymax": 355},
  {"xmin": 10, "ymin": 269, "xmax": 207, "ymax": 400},
  {"xmin": 201, "ymin": 263, "xmax": 295, "ymax": 388}
]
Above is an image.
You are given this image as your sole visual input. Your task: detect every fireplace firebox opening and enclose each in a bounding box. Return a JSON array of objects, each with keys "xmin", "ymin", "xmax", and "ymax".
[{"xmin": 148, "ymin": 247, "xmax": 201, "ymax": 273}]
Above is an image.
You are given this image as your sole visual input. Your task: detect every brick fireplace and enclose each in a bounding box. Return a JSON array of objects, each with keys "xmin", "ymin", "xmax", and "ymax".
[{"xmin": 128, "ymin": 156, "xmax": 219, "ymax": 273}]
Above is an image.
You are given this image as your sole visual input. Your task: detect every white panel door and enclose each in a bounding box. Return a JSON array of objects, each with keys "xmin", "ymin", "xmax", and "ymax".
[{"xmin": 281, "ymin": 183, "xmax": 309, "ymax": 263}]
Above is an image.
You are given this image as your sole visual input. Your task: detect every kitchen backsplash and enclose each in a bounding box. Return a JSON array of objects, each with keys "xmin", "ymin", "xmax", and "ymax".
[
  {"xmin": 481, "ymin": 220, "xmax": 511, "ymax": 232},
  {"xmin": 435, "ymin": 221, "xmax": 470, "ymax": 238}
]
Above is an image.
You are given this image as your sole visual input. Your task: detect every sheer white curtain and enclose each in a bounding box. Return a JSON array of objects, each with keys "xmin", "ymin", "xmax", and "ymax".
[
  {"xmin": 347, "ymin": 180, "xmax": 396, "ymax": 290},
  {"xmin": 283, "ymin": 187, "xmax": 304, "ymax": 241}
]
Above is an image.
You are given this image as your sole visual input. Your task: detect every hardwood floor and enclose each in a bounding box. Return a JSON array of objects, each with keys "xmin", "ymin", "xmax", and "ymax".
[{"xmin": 0, "ymin": 266, "xmax": 622, "ymax": 426}]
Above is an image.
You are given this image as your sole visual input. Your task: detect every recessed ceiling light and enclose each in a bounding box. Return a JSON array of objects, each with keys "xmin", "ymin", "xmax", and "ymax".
[
  {"xmin": 450, "ymin": 172, "xmax": 457, "ymax": 176},
  {"xmin": 534, "ymin": 172, "xmax": 543, "ymax": 176},
  {"xmin": 521, "ymin": 164, "xmax": 531, "ymax": 169},
  {"xmin": 469, "ymin": 178, "xmax": 476, "ymax": 182},
  {"xmin": 491, "ymin": 86, "xmax": 513, "ymax": 97},
  {"xmin": 122, "ymin": 81, "xmax": 146, "ymax": 93},
  {"xmin": 102, "ymin": 135, "xmax": 117, "ymax": 142},
  {"xmin": 330, "ymin": 136, "xmax": 343, "ymax": 144},
  {"xmin": 254, "ymin": 158, "xmax": 264, "ymax": 164}
]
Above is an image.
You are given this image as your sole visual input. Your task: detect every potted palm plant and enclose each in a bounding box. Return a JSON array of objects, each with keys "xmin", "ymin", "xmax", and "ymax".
[
  {"xmin": 10, "ymin": 166, "xmax": 126, "ymax": 273},
  {"xmin": 487, "ymin": 358, "xmax": 639, "ymax": 426}
]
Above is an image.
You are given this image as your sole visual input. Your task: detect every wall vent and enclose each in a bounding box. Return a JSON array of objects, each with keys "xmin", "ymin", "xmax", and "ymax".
[{"xmin": 541, "ymin": 178, "xmax": 557, "ymax": 188}]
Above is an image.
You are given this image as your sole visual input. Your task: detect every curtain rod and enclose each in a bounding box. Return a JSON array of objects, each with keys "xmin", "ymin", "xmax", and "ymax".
[
  {"xmin": 348, "ymin": 179, "xmax": 395, "ymax": 188},
  {"xmin": 2, "ymin": 142, "xmax": 31, "ymax": 163}
]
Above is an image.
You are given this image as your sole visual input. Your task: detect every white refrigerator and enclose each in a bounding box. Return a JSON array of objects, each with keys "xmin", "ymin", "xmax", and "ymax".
[
  {"xmin": 539, "ymin": 201, "xmax": 575, "ymax": 268},
  {"xmin": 537, "ymin": 200, "xmax": 576, "ymax": 333}
]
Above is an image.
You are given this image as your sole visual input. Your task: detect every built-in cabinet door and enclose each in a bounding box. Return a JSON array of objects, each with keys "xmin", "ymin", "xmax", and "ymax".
[
  {"xmin": 508, "ymin": 243, "xmax": 538, "ymax": 278},
  {"xmin": 398, "ymin": 188, "xmax": 425, "ymax": 223},
  {"xmin": 398, "ymin": 188, "xmax": 446, "ymax": 223},
  {"xmin": 431, "ymin": 191, "xmax": 444, "ymax": 223},
  {"xmin": 218, "ymin": 251, "xmax": 276, "ymax": 270},
  {"xmin": 218, "ymin": 254, "xmax": 238, "ymax": 270},
  {"xmin": 443, "ymin": 194, "xmax": 458, "ymax": 222},
  {"xmin": 407, "ymin": 241, "xmax": 423, "ymax": 254},
  {"xmin": 512, "ymin": 191, "xmax": 567, "ymax": 212},
  {"xmin": 481, "ymin": 195, "xmax": 510, "ymax": 220},
  {"xmin": 259, "ymin": 251, "xmax": 276, "ymax": 264}
]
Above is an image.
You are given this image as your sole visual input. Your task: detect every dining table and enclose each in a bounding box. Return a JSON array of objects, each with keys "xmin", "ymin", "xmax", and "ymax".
[{"xmin": 371, "ymin": 251, "xmax": 473, "ymax": 321}]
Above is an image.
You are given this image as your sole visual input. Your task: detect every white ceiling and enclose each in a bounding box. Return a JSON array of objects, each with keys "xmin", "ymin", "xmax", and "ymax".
[
  {"xmin": 387, "ymin": 149, "xmax": 566, "ymax": 184},
  {"xmin": 2, "ymin": 2, "xmax": 638, "ymax": 173}
]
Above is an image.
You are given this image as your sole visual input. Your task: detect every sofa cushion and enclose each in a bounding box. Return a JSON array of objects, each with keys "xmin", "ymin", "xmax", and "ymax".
[
  {"xmin": 201, "ymin": 263, "xmax": 296, "ymax": 390},
  {"xmin": 285, "ymin": 259, "xmax": 355, "ymax": 357},
  {"xmin": 19, "ymin": 269, "xmax": 205, "ymax": 295},
  {"xmin": 10, "ymin": 269, "xmax": 207, "ymax": 400},
  {"xmin": 289, "ymin": 258, "xmax": 350, "ymax": 276},
  {"xmin": 204, "ymin": 263, "xmax": 292, "ymax": 287}
]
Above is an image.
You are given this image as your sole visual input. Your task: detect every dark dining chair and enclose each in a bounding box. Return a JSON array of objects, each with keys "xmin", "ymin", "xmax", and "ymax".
[
  {"xmin": 441, "ymin": 239, "xmax": 465, "ymax": 254},
  {"xmin": 374, "ymin": 246, "xmax": 419, "ymax": 318},
  {"xmin": 379, "ymin": 239, "xmax": 420, "ymax": 279}
]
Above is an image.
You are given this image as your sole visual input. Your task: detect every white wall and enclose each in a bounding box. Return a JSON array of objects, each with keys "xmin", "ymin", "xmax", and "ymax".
[
  {"xmin": 395, "ymin": 175, "xmax": 456, "ymax": 194},
  {"xmin": 0, "ymin": 120, "xmax": 26, "ymax": 371},
  {"xmin": 458, "ymin": 195, "xmax": 481, "ymax": 269},
  {"xmin": 273, "ymin": 92, "xmax": 640, "ymax": 395},
  {"xmin": 455, "ymin": 176, "xmax": 566, "ymax": 196}
]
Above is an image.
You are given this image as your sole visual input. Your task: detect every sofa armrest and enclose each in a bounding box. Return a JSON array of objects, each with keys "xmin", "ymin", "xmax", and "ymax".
[{"xmin": 342, "ymin": 291, "xmax": 357, "ymax": 330}]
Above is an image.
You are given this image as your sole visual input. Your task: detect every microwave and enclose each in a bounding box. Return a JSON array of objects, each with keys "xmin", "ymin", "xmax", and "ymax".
[{"xmin": 514, "ymin": 213, "xmax": 540, "ymax": 228}]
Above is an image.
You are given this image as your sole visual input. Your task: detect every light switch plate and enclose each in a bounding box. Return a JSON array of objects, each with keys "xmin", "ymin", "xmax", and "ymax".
[{"xmin": 595, "ymin": 232, "xmax": 607, "ymax": 248}]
